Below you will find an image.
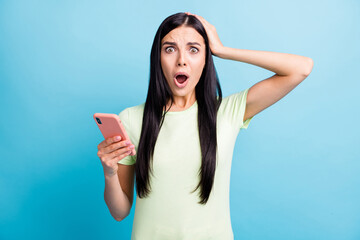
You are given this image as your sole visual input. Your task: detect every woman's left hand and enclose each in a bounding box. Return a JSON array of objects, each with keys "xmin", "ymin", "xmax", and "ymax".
[{"xmin": 185, "ymin": 12, "xmax": 224, "ymax": 57}]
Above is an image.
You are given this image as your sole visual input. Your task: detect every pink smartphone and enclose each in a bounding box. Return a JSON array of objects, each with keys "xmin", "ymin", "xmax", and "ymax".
[{"xmin": 93, "ymin": 113, "xmax": 136, "ymax": 156}]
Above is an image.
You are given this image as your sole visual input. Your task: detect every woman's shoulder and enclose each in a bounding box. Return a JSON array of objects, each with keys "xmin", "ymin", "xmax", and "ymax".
[
  {"xmin": 119, "ymin": 102, "xmax": 145, "ymax": 121},
  {"xmin": 217, "ymin": 88, "xmax": 252, "ymax": 131},
  {"xmin": 120, "ymin": 102, "xmax": 144, "ymax": 114},
  {"xmin": 219, "ymin": 88, "xmax": 249, "ymax": 108}
]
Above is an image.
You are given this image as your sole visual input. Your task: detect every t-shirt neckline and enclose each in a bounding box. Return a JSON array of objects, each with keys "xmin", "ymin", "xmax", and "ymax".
[{"xmin": 163, "ymin": 100, "xmax": 198, "ymax": 115}]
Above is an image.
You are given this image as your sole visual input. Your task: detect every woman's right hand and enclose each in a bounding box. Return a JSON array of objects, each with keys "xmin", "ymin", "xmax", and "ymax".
[{"xmin": 97, "ymin": 136, "xmax": 136, "ymax": 177}]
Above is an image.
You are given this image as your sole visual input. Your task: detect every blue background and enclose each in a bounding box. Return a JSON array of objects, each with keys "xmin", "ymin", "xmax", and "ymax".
[{"xmin": 1, "ymin": 0, "xmax": 359, "ymax": 239}]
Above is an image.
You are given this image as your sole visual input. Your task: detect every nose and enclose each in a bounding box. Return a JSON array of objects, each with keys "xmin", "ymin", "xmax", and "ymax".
[{"xmin": 177, "ymin": 51, "xmax": 187, "ymax": 66}]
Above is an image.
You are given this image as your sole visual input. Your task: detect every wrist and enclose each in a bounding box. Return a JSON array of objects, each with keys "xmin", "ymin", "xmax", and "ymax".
[
  {"xmin": 212, "ymin": 45, "xmax": 228, "ymax": 58},
  {"xmin": 104, "ymin": 171, "xmax": 118, "ymax": 180}
]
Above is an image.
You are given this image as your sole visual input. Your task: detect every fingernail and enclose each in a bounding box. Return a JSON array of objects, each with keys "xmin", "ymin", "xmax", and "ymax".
[{"xmin": 115, "ymin": 136, "xmax": 121, "ymax": 140}]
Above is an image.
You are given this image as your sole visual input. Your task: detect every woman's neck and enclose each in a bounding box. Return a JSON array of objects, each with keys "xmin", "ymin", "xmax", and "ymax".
[{"xmin": 164, "ymin": 93, "xmax": 197, "ymax": 112}]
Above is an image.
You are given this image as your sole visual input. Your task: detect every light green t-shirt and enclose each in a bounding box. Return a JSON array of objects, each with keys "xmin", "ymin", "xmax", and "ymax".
[{"xmin": 118, "ymin": 88, "xmax": 253, "ymax": 240}]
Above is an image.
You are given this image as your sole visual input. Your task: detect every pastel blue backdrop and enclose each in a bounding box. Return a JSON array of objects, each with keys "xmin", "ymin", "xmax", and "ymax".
[{"xmin": 1, "ymin": 0, "xmax": 359, "ymax": 239}]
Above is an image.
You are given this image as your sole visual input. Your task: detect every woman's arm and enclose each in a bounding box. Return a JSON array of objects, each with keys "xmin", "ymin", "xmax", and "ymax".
[
  {"xmin": 187, "ymin": 12, "xmax": 314, "ymax": 122},
  {"xmin": 215, "ymin": 45, "xmax": 314, "ymax": 122},
  {"xmin": 186, "ymin": 12, "xmax": 313, "ymax": 76},
  {"xmin": 104, "ymin": 173, "xmax": 131, "ymax": 221},
  {"xmin": 214, "ymin": 47, "xmax": 313, "ymax": 76}
]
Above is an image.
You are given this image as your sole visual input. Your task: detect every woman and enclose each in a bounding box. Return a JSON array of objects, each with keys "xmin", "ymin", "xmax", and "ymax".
[{"xmin": 97, "ymin": 12, "xmax": 313, "ymax": 239}]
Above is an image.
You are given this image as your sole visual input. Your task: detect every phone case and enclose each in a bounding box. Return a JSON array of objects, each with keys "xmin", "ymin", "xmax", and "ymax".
[{"xmin": 93, "ymin": 113, "xmax": 136, "ymax": 156}]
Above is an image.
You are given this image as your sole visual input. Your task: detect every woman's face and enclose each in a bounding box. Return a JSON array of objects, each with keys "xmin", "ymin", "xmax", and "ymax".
[{"xmin": 160, "ymin": 25, "xmax": 206, "ymax": 100}]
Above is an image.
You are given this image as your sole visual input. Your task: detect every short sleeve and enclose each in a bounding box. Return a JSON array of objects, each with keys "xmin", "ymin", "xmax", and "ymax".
[
  {"xmin": 219, "ymin": 87, "xmax": 254, "ymax": 132},
  {"xmin": 117, "ymin": 109, "xmax": 136, "ymax": 166}
]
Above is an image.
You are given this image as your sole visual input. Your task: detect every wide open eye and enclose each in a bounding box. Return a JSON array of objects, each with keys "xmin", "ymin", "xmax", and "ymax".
[
  {"xmin": 190, "ymin": 47, "xmax": 199, "ymax": 53},
  {"xmin": 165, "ymin": 47, "xmax": 175, "ymax": 53}
]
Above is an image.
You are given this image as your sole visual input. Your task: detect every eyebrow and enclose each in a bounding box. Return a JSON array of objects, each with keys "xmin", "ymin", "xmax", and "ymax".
[{"xmin": 162, "ymin": 41, "xmax": 201, "ymax": 47}]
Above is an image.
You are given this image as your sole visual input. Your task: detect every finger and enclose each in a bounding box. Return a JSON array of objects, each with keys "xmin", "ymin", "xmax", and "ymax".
[
  {"xmin": 108, "ymin": 146, "xmax": 133, "ymax": 162},
  {"xmin": 98, "ymin": 135, "xmax": 122, "ymax": 150},
  {"xmin": 198, "ymin": 17, "xmax": 210, "ymax": 27},
  {"xmin": 187, "ymin": 12, "xmax": 197, "ymax": 18},
  {"xmin": 101, "ymin": 146, "xmax": 129, "ymax": 162},
  {"xmin": 111, "ymin": 150, "xmax": 132, "ymax": 164},
  {"xmin": 190, "ymin": 14, "xmax": 208, "ymax": 27},
  {"xmin": 102, "ymin": 139, "xmax": 131, "ymax": 155},
  {"xmin": 131, "ymin": 149, "xmax": 137, "ymax": 156},
  {"xmin": 192, "ymin": 14, "xmax": 210, "ymax": 25}
]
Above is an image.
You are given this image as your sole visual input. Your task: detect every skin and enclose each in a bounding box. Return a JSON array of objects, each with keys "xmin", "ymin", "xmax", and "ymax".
[{"xmin": 160, "ymin": 25, "xmax": 206, "ymax": 111}]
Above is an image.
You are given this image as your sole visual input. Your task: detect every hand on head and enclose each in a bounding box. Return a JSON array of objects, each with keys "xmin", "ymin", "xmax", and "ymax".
[{"xmin": 184, "ymin": 12, "xmax": 224, "ymax": 56}]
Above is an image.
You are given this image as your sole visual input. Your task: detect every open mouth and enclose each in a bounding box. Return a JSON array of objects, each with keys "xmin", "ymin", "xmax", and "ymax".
[
  {"xmin": 176, "ymin": 75, "xmax": 188, "ymax": 84},
  {"xmin": 174, "ymin": 72, "xmax": 189, "ymax": 88}
]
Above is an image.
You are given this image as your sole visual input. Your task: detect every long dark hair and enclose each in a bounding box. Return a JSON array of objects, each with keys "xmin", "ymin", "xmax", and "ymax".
[{"xmin": 136, "ymin": 12, "xmax": 222, "ymax": 205}]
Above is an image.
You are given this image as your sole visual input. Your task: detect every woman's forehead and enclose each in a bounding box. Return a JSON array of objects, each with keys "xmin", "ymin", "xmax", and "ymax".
[{"xmin": 162, "ymin": 26, "xmax": 204, "ymax": 45}]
